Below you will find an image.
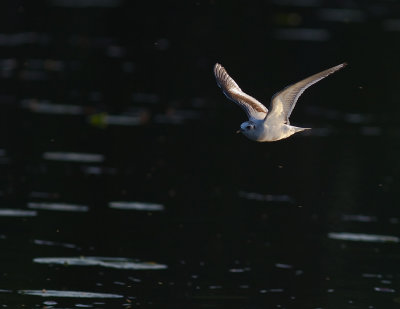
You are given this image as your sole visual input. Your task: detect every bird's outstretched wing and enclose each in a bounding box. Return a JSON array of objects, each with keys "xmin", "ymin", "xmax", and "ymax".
[
  {"xmin": 266, "ymin": 63, "xmax": 347, "ymax": 124},
  {"xmin": 214, "ymin": 63, "xmax": 268, "ymax": 121}
]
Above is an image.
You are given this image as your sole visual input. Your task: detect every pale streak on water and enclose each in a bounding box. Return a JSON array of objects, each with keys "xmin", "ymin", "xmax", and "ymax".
[
  {"xmin": 238, "ymin": 191, "xmax": 295, "ymax": 203},
  {"xmin": 109, "ymin": 201, "xmax": 165, "ymax": 211},
  {"xmin": 34, "ymin": 239, "xmax": 78, "ymax": 249},
  {"xmin": 21, "ymin": 99, "xmax": 85, "ymax": 115},
  {"xmin": 88, "ymin": 112, "xmax": 147, "ymax": 128},
  {"xmin": 42, "ymin": 152, "xmax": 105, "ymax": 163},
  {"xmin": 275, "ymin": 263, "xmax": 293, "ymax": 269},
  {"xmin": 0, "ymin": 208, "xmax": 38, "ymax": 217},
  {"xmin": 81, "ymin": 165, "xmax": 117, "ymax": 175},
  {"xmin": 99, "ymin": 114, "xmax": 143, "ymax": 126},
  {"xmin": 33, "ymin": 256, "xmax": 168, "ymax": 270},
  {"xmin": 341, "ymin": 214, "xmax": 377, "ymax": 222},
  {"xmin": 229, "ymin": 268, "xmax": 251, "ymax": 273},
  {"xmin": 19, "ymin": 289, "xmax": 124, "ymax": 298},
  {"xmin": 27, "ymin": 202, "xmax": 89, "ymax": 212},
  {"xmin": 328, "ymin": 232, "xmax": 400, "ymax": 243},
  {"xmin": 374, "ymin": 287, "xmax": 396, "ymax": 293}
]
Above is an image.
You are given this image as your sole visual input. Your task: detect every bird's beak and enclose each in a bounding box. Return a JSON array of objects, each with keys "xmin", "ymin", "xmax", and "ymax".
[{"xmin": 236, "ymin": 129, "xmax": 242, "ymax": 134}]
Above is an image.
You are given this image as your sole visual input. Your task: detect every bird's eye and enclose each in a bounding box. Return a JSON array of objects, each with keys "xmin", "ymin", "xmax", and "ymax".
[{"xmin": 246, "ymin": 125, "xmax": 252, "ymax": 130}]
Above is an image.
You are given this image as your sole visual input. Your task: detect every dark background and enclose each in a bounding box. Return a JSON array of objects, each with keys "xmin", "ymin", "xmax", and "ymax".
[{"xmin": 0, "ymin": 0, "xmax": 400, "ymax": 308}]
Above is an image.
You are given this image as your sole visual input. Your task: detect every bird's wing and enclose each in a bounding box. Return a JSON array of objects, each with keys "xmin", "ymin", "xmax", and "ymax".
[
  {"xmin": 266, "ymin": 63, "xmax": 347, "ymax": 124},
  {"xmin": 214, "ymin": 63, "xmax": 268, "ymax": 121}
]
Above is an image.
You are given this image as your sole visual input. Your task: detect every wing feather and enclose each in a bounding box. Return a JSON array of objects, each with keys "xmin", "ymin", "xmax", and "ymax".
[
  {"xmin": 214, "ymin": 63, "xmax": 268, "ymax": 121},
  {"xmin": 267, "ymin": 63, "xmax": 347, "ymax": 124}
]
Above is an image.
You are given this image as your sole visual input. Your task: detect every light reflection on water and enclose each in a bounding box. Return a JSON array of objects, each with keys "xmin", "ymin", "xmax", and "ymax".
[
  {"xmin": 0, "ymin": 209, "xmax": 37, "ymax": 217},
  {"xmin": 109, "ymin": 201, "xmax": 165, "ymax": 211},
  {"xmin": 19, "ymin": 289, "xmax": 124, "ymax": 298},
  {"xmin": 88, "ymin": 112, "xmax": 149, "ymax": 128},
  {"xmin": 42, "ymin": 152, "xmax": 105, "ymax": 163},
  {"xmin": 21, "ymin": 99, "xmax": 85, "ymax": 115},
  {"xmin": 81, "ymin": 165, "xmax": 117, "ymax": 175},
  {"xmin": 33, "ymin": 257, "xmax": 168, "ymax": 270},
  {"xmin": 374, "ymin": 287, "xmax": 396, "ymax": 293},
  {"xmin": 328, "ymin": 232, "xmax": 400, "ymax": 243},
  {"xmin": 341, "ymin": 214, "xmax": 377, "ymax": 222},
  {"xmin": 27, "ymin": 202, "xmax": 89, "ymax": 212},
  {"xmin": 34, "ymin": 239, "xmax": 78, "ymax": 249},
  {"xmin": 238, "ymin": 191, "xmax": 294, "ymax": 203}
]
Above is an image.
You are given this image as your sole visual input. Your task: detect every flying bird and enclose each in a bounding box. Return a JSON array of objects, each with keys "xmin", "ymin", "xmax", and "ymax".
[{"xmin": 214, "ymin": 62, "xmax": 347, "ymax": 142}]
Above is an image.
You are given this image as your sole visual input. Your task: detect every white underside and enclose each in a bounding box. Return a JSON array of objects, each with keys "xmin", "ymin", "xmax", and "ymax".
[{"xmin": 243, "ymin": 121, "xmax": 310, "ymax": 142}]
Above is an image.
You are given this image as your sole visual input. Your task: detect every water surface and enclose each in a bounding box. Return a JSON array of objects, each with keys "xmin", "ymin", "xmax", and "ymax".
[{"xmin": 1, "ymin": 1, "xmax": 400, "ymax": 308}]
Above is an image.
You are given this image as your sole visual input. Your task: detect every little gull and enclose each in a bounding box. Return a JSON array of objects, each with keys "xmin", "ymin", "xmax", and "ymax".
[{"xmin": 214, "ymin": 62, "xmax": 347, "ymax": 142}]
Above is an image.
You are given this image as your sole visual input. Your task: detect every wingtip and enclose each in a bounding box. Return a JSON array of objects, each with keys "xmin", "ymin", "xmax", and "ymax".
[
  {"xmin": 213, "ymin": 63, "xmax": 224, "ymax": 87},
  {"xmin": 214, "ymin": 63, "xmax": 228, "ymax": 80},
  {"xmin": 331, "ymin": 62, "xmax": 347, "ymax": 72},
  {"xmin": 214, "ymin": 63, "xmax": 223, "ymax": 72}
]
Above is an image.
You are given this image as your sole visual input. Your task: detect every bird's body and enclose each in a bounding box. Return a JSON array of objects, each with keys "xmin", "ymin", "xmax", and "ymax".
[
  {"xmin": 239, "ymin": 119, "xmax": 309, "ymax": 142},
  {"xmin": 214, "ymin": 62, "xmax": 346, "ymax": 142}
]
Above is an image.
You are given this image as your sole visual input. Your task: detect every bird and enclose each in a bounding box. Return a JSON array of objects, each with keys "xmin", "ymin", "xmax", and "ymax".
[{"xmin": 214, "ymin": 62, "xmax": 347, "ymax": 142}]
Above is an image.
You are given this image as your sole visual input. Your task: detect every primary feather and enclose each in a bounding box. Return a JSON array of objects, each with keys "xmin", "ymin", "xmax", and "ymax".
[
  {"xmin": 267, "ymin": 63, "xmax": 347, "ymax": 124},
  {"xmin": 214, "ymin": 63, "xmax": 268, "ymax": 121}
]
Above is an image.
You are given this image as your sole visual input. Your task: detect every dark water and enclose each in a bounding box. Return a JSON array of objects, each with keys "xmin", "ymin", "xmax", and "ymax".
[{"xmin": 1, "ymin": 1, "xmax": 400, "ymax": 308}]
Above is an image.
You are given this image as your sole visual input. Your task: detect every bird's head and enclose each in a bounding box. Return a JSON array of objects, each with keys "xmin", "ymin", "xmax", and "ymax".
[{"xmin": 237, "ymin": 121, "xmax": 258, "ymax": 139}]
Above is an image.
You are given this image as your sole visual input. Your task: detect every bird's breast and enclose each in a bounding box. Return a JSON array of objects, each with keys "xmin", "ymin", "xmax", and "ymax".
[{"xmin": 258, "ymin": 124, "xmax": 293, "ymax": 142}]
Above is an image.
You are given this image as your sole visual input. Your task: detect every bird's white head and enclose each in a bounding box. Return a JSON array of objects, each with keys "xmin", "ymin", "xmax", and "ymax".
[{"xmin": 237, "ymin": 121, "xmax": 259, "ymax": 141}]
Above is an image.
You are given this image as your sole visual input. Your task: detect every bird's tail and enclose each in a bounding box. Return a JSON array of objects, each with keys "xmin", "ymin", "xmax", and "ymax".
[{"xmin": 293, "ymin": 126, "xmax": 311, "ymax": 133}]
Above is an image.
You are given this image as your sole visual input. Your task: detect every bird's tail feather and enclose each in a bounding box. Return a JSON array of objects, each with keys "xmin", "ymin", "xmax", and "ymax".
[{"xmin": 293, "ymin": 127, "xmax": 311, "ymax": 133}]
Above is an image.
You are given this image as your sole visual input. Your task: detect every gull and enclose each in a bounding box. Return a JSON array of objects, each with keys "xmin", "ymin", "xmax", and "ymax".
[{"xmin": 214, "ymin": 62, "xmax": 347, "ymax": 142}]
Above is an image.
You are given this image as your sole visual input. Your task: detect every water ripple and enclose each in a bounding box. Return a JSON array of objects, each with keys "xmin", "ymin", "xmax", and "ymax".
[
  {"xmin": 238, "ymin": 191, "xmax": 294, "ymax": 203},
  {"xmin": 43, "ymin": 152, "xmax": 105, "ymax": 163},
  {"xmin": 33, "ymin": 256, "xmax": 167, "ymax": 270},
  {"xmin": 88, "ymin": 113, "xmax": 145, "ymax": 128},
  {"xmin": 374, "ymin": 287, "xmax": 396, "ymax": 293},
  {"xmin": 109, "ymin": 201, "xmax": 164, "ymax": 211},
  {"xmin": 34, "ymin": 239, "xmax": 77, "ymax": 249},
  {"xmin": 328, "ymin": 232, "xmax": 399, "ymax": 243},
  {"xmin": 21, "ymin": 99, "xmax": 84, "ymax": 115},
  {"xmin": 0, "ymin": 209, "xmax": 37, "ymax": 217},
  {"xmin": 19, "ymin": 289, "xmax": 123, "ymax": 298},
  {"xmin": 28, "ymin": 202, "xmax": 89, "ymax": 212}
]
